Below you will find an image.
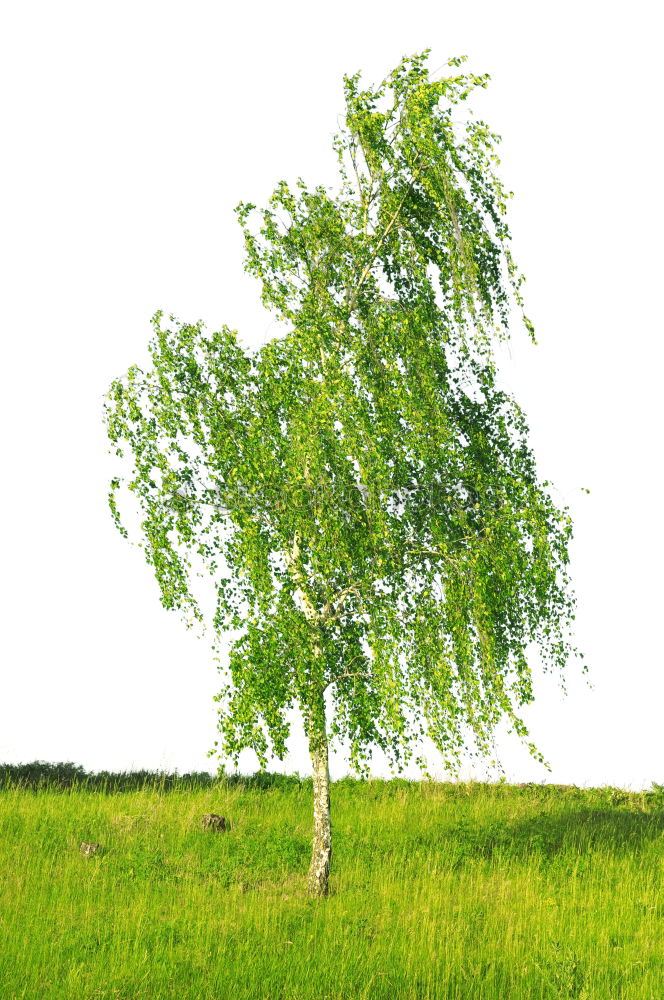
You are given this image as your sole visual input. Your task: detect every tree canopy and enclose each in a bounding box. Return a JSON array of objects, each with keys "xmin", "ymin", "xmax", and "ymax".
[{"xmin": 104, "ymin": 50, "xmax": 585, "ymax": 783}]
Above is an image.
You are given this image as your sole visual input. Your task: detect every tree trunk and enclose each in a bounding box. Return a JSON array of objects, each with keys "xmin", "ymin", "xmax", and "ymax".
[
  {"xmin": 284, "ymin": 530, "xmax": 332, "ymax": 896},
  {"xmin": 307, "ymin": 732, "xmax": 332, "ymax": 897}
]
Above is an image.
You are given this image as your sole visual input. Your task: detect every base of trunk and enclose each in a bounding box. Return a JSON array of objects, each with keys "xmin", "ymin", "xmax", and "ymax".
[{"xmin": 307, "ymin": 850, "xmax": 331, "ymax": 897}]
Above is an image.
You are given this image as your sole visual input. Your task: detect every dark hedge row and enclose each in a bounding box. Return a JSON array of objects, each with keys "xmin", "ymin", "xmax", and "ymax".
[
  {"xmin": 1, "ymin": 762, "xmax": 662, "ymax": 805},
  {"xmin": 0, "ymin": 760, "xmax": 311, "ymax": 792}
]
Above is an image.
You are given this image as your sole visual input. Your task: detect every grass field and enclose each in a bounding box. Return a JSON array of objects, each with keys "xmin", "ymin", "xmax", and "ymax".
[{"xmin": 0, "ymin": 767, "xmax": 662, "ymax": 999}]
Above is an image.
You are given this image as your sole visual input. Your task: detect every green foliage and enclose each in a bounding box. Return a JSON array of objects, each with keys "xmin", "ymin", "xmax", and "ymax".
[{"xmin": 104, "ymin": 50, "xmax": 585, "ymax": 778}]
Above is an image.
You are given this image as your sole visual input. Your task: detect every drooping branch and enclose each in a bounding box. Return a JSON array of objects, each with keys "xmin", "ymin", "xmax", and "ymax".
[
  {"xmin": 321, "ymin": 583, "xmax": 362, "ymax": 624},
  {"xmin": 322, "ymin": 662, "xmax": 371, "ymax": 693},
  {"xmin": 343, "ymin": 152, "xmax": 426, "ymax": 316}
]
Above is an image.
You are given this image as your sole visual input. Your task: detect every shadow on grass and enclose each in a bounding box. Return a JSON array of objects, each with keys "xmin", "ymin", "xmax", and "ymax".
[{"xmin": 438, "ymin": 807, "xmax": 664, "ymax": 864}]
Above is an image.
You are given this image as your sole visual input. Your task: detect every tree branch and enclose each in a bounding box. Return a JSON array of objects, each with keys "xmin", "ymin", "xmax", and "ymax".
[
  {"xmin": 344, "ymin": 151, "xmax": 426, "ymax": 316},
  {"xmin": 322, "ymin": 658, "xmax": 371, "ymax": 693},
  {"xmin": 321, "ymin": 582, "xmax": 362, "ymax": 623}
]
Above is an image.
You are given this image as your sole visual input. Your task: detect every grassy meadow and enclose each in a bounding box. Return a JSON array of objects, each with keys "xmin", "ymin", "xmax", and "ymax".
[{"xmin": 0, "ymin": 765, "xmax": 663, "ymax": 999}]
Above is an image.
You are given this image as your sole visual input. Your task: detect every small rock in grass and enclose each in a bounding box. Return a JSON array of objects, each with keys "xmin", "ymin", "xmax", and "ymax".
[
  {"xmin": 201, "ymin": 813, "xmax": 228, "ymax": 832},
  {"xmin": 80, "ymin": 841, "xmax": 101, "ymax": 857}
]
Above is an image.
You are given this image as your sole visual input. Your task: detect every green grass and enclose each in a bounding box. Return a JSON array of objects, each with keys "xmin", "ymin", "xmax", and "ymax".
[{"xmin": 1, "ymin": 770, "xmax": 663, "ymax": 999}]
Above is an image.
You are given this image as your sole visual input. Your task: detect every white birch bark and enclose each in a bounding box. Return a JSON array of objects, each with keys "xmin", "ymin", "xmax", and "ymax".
[
  {"xmin": 307, "ymin": 721, "xmax": 332, "ymax": 897},
  {"xmin": 284, "ymin": 530, "xmax": 332, "ymax": 897}
]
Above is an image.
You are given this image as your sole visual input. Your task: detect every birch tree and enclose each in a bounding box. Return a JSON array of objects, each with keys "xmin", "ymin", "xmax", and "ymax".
[{"xmin": 103, "ymin": 50, "xmax": 585, "ymax": 897}]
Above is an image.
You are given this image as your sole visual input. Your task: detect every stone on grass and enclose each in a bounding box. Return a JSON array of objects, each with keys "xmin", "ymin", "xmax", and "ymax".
[
  {"xmin": 201, "ymin": 813, "xmax": 228, "ymax": 832},
  {"xmin": 80, "ymin": 841, "xmax": 101, "ymax": 857}
]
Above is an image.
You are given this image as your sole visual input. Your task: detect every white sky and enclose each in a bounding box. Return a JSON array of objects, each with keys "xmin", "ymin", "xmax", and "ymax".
[{"xmin": 1, "ymin": 1, "xmax": 662, "ymax": 791}]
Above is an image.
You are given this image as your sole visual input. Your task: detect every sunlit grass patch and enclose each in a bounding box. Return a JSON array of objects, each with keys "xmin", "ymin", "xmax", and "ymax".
[{"xmin": 0, "ymin": 774, "xmax": 662, "ymax": 998}]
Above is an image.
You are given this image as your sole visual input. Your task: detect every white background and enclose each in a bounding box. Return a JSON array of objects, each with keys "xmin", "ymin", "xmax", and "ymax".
[{"xmin": 1, "ymin": 0, "xmax": 661, "ymax": 790}]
